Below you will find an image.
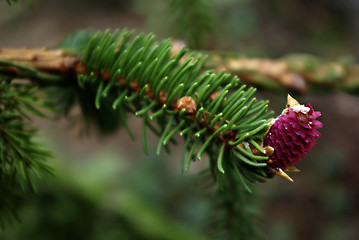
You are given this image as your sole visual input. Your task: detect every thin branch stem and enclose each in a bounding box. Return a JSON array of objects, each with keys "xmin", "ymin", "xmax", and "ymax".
[
  {"xmin": 0, "ymin": 47, "xmax": 79, "ymax": 83},
  {"xmin": 0, "ymin": 60, "xmax": 64, "ymax": 83},
  {"xmin": 201, "ymin": 50, "xmax": 359, "ymax": 93},
  {"xmin": 2, "ymin": 46, "xmax": 359, "ymax": 93}
]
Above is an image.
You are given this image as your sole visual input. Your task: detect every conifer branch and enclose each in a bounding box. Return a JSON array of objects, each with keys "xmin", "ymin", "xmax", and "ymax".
[
  {"xmin": 0, "ymin": 30, "xmax": 325, "ymax": 186},
  {"xmin": 0, "ymin": 48, "xmax": 79, "ymax": 76},
  {"xmin": 203, "ymin": 51, "xmax": 359, "ymax": 94},
  {"xmin": 213, "ymin": 156, "xmax": 262, "ymax": 240},
  {"xmin": 0, "ymin": 78, "xmax": 53, "ymax": 227},
  {"xmin": 73, "ymin": 30, "xmax": 276, "ymax": 185},
  {"xmin": 1, "ymin": 30, "xmax": 274, "ymax": 186},
  {"xmin": 0, "ymin": 29, "xmax": 324, "ymax": 238},
  {"xmin": 2, "ymin": 46, "xmax": 358, "ymax": 94}
]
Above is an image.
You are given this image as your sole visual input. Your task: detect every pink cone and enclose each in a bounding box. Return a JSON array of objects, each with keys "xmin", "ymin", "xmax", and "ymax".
[{"xmin": 264, "ymin": 104, "xmax": 323, "ymax": 170}]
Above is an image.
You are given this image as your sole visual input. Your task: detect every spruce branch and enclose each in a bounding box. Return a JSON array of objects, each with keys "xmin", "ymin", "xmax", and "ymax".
[
  {"xmin": 212, "ymin": 154, "xmax": 263, "ymax": 240},
  {"xmin": 202, "ymin": 50, "xmax": 359, "ymax": 94},
  {"xmin": 2, "ymin": 45, "xmax": 358, "ymax": 94},
  {"xmin": 0, "ymin": 29, "xmax": 324, "ymax": 238},
  {"xmin": 0, "ymin": 29, "xmax": 325, "ymax": 185},
  {"xmin": 0, "ymin": 48, "xmax": 79, "ymax": 79},
  {"xmin": 71, "ymin": 30, "xmax": 276, "ymax": 187},
  {"xmin": 0, "ymin": 79, "xmax": 53, "ymax": 227},
  {"xmin": 0, "ymin": 30, "xmax": 274, "ymax": 188}
]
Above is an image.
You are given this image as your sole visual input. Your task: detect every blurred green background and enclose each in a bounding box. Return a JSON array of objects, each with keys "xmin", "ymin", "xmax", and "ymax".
[{"xmin": 0, "ymin": 0, "xmax": 358, "ymax": 239}]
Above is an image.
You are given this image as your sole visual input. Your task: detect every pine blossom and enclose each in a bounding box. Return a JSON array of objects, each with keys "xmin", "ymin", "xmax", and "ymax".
[{"xmin": 264, "ymin": 96, "xmax": 323, "ymax": 170}]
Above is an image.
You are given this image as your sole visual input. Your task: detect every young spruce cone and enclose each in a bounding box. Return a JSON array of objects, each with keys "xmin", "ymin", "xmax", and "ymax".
[{"xmin": 264, "ymin": 95, "xmax": 323, "ymax": 171}]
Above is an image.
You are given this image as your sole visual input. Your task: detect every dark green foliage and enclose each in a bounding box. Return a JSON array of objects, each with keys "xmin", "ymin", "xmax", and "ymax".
[
  {"xmin": 48, "ymin": 79, "xmax": 127, "ymax": 135},
  {"xmin": 5, "ymin": 0, "xmax": 19, "ymax": 5},
  {"xmin": 0, "ymin": 154, "xmax": 212, "ymax": 240},
  {"xmin": 77, "ymin": 82, "xmax": 129, "ymax": 134},
  {"xmin": 0, "ymin": 28, "xmax": 275, "ymax": 237},
  {"xmin": 5, "ymin": 0, "xmax": 32, "ymax": 5},
  {"xmin": 77, "ymin": 29, "xmax": 274, "ymax": 189},
  {"xmin": 49, "ymin": 30, "xmax": 128, "ymax": 135},
  {"xmin": 210, "ymin": 153, "xmax": 263, "ymax": 240},
  {"xmin": 0, "ymin": 178, "xmax": 23, "ymax": 227},
  {"xmin": 0, "ymin": 79, "xmax": 53, "ymax": 227},
  {"xmin": 168, "ymin": 0, "xmax": 216, "ymax": 48},
  {"xmin": 57, "ymin": 29, "xmax": 96, "ymax": 56},
  {"xmin": 0, "ymin": 59, "xmax": 64, "ymax": 84}
]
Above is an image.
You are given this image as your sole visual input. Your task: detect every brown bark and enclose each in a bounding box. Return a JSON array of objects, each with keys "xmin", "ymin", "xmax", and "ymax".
[
  {"xmin": 0, "ymin": 47, "xmax": 79, "ymax": 74},
  {"xmin": 205, "ymin": 53, "xmax": 359, "ymax": 93}
]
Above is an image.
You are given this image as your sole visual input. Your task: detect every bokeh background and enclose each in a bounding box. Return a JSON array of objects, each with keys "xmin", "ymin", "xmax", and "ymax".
[{"xmin": 1, "ymin": 0, "xmax": 358, "ymax": 239}]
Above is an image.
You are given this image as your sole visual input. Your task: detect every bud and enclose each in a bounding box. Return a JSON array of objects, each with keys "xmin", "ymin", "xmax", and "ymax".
[
  {"xmin": 176, "ymin": 96, "xmax": 197, "ymax": 115},
  {"xmin": 264, "ymin": 95, "xmax": 323, "ymax": 170}
]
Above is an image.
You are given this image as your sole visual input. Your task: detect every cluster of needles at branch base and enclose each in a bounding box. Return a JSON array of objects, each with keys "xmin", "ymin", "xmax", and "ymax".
[{"xmin": 263, "ymin": 95, "xmax": 323, "ymax": 180}]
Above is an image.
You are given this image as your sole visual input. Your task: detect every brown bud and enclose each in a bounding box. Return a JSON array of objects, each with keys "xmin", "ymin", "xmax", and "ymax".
[
  {"xmin": 76, "ymin": 62, "xmax": 87, "ymax": 74},
  {"xmin": 145, "ymin": 87, "xmax": 155, "ymax": 100},
  {"xmin": 251, "ymin": 147, "xmax": 262, "ymax": 156},
  {"xmin": 264, "ymin": 146, "xmax": 274, "ymax": 156},
  {"xmin": 117, "ymin": 78, "xmax": 126, "ymax": 86},
  {"xmin": 129, "ymin": 79, "xmax": 139, "ymax": 91},
  {"xmin": 209, "ymin": 92, "xmax": 220, "ymax": 102},
  {"xmin": 100, "ymin": 69, "xmax": 111, "ymax": 81},
  {"xmin": 159, "ymin": 90, "xmax": 168, "ymax": 104},
  {"xmin": 176, "ymin": 96, "xmax": 197, "ymax": 115}
]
